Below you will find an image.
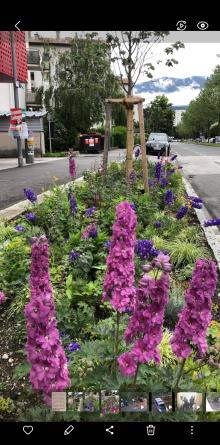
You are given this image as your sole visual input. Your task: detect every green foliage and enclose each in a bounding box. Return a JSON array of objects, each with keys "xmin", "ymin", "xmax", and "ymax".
[
  {"xmin": 168, "ymin": 240, "xmax": 208, "ymax": 267},
  {"xmin": 0, "ymin": 397, "xmax": 15, "ymax": 415},
  {"xmin": 12, "ymin": 362, "xmax": 31, "ymax": 381},
  {"xmin": 159, "ymin": 330, "xmax": 178, "ymax": 367},
  {"xmin": 21, "ymin": 405, "xmax": 79, "ymax": 422},
  {"xmin": 111, "ymin": 126, "xmax": 127, "ymax": 148},
  {"xmin": 147, "ymin": 95, "xmax": 175, "ymax": 135}
]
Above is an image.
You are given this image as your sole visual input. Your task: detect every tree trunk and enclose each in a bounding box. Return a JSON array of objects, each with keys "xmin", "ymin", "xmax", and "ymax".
[
  {"xmin": 102, "ymin": 102, "xmax": 111, "ymax": 182},
  {"xmin": 126, "ymin": 103, "xmax": 134, "ymax": 181},
  {"xmin": 138, "ymin": 102, "xmax": 148, "ymax": 193}
]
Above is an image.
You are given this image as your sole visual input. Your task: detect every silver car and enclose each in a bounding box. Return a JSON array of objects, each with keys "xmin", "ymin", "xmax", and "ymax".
[{"xmin": 146, "ymin": 133, "xmax": 170, "ymax": 156}]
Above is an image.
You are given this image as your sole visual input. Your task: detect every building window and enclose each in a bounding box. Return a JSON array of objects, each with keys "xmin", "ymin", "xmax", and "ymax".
[{"xmin": 30, "ymin": 72, "xmax": 35, "ymax": 81}]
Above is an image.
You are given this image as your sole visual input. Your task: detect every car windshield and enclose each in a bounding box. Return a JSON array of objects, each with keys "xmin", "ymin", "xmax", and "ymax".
[{"xmin": 149, "ymin": 134, "xmax": 167, "ymax": 141}]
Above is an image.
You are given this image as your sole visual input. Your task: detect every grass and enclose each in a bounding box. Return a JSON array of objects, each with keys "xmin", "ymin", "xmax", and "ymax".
[{"xmin": 43, "ymin": 151, "xmax": 68, "ymax": 157}]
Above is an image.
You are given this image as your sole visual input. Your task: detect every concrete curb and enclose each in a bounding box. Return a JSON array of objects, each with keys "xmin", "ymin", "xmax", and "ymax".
[
  {"xmin": 0, "ymin": 176, "xmax": 84, "ymax": 221},
  {"xmin": 182, "ymin": 176, "xmax": 220, "ymax": 271}
]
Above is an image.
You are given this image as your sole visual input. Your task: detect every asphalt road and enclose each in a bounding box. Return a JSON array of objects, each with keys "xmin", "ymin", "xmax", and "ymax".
[
  {"xmin": 0, "ymin": 149, "xmax": 126, "ymax": 210},
  {"xmin": 171, "ymin": 142, "xmax": 220, "ymax": 221}
]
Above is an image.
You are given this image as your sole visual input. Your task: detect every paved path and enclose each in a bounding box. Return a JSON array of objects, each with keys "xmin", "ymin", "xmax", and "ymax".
[
  {"xmin": 172, "ymin": 142, "xmax": 220, "ymax": 222},
  {"xmin": 0, "ymin": 150, "xmax": 126, "ymax": 210}
]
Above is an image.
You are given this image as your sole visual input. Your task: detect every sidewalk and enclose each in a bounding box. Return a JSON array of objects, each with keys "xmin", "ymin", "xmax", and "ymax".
[{"xmin": 0, "ymin": 157, "xmax": 60, "ymax": 171}]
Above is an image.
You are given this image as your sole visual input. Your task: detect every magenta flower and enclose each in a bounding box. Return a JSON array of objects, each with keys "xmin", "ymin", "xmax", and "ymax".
[
  {"xmin": 118, "ymin": 266, "xmax": 171, "ymax": 376},
  {"xmin": 24, "ymin": 236, "xmax": 70, "ymax": 405},
  {"xmin": 69, "ymin": 155, "xmax": 76, "ymax": 178},
  {"xmin": 102, "ymin": 201, "xmax": 137, "ymax": 312},
  {"xmin": 170, "ymin": 259, "xmax": 217, "ymax": 359},
  {"xmin": 0, "ymin": 291, "xmax": 6, "ymax": 304},
  {"xmin": 81, "ymin": 223, "xmax": 98, "ymax": 239}
]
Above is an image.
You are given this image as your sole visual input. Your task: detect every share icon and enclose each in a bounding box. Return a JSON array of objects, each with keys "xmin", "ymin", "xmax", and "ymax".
[{"xmin": 106, "ymin": 425, "xmax": 114, "ymax": 435}]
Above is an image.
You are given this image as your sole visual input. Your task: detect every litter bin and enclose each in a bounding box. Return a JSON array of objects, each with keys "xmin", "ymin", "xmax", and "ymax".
[{"xmin": 26, "ymin": 131, "xmax": 35, "ymax": 164}]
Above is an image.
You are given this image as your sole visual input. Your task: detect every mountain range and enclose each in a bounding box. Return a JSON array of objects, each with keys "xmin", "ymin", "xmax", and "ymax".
[{"xmin": 135, "ymin": 76, "xmax": 207, "ymax": 94}]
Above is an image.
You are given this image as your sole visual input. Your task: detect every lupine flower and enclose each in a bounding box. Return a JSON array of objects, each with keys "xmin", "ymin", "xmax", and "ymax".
[
  {"xmin": 104, "ymin": 240, "xmax": 112, "ymax": 250},
  {"xmin": 204, "ymin": 218, "xmax": 220, "ymax": 227},
  {"xmin": 164, "ymin": 189, "xmax": 175, "ymax": 206},
  {"xmin": 161, "ymin": 178, "xmax": 169, "ymax": 188},
  {"xmin": 82, "ymin": 223, "xmax": 98, "ymax": 239},
  {"xmin": 155, "ymin": 162, "xmax": 162, "ymax": 181},
  {"xmin": 130, "ymin": 170, "xmax": 136, "ymax": 183},
  {"xmin": 0, "ymin": 291, "xmax": 6, "ymax": 304},
  {"xmin": 69, "ymin": 155, "xmax": 76, "ymax": 178},
  {"xmin": 136, "ymin": 240, "xmax": 154, "ymax": 260},
  {"xmin": 24, "ymin": 236, "xmax": 70, "ymax": 405},
  {"xmin": 176, "ymin": 206, "xmax": 188, "ymax": 219},
  {"xmin": 102, "ymin": 201, "xmax": 137, "ymax": 312},
  {"xmin": 189, "ymin": 196, "xmax": 203, "ymax": 203},
  {"xmin": 68, "ymin": 192, "xmax": 77, "ymax": 216},
  {"xmin": 15, "ymin": 225, "xmax": 25, "ymax": 232},
  {"xmin": 24, "ymin": 188, "xmax": 37, "ymax": 203},
  {"xmin": 171, "ymin": 154, "xmax": 178, "ymax": 161},
  {"xmin": 154, "ymin": 221, "xmax": 162, "ymax": 229},
  {"xmin": 148, "ymin": 179, "xmax": 155, "ymax": 187},
  {"xmin": 69, "ymin": 250, "xmax": 80, "ymax": 261},
  {"xmin": 191, "ymin": 201, "xmax": 202, "ymax": 209},
  {"xmin": 170, "ymin": 259, "xmax": 217, "ymax": 359},
  {"xmin": 25, "ymin": 213, "xmax": 36, "ymax": 222},
  {"xmin": 118, "ymin": 264, "xmax": 171, "ymax": 376},
  {"xmin": 67, "ymin": 342, "xmax": 80, "ymax": 353},
  {"xmin": 84, "ymin": 207, "xmax": 96, "ymax": 217}
]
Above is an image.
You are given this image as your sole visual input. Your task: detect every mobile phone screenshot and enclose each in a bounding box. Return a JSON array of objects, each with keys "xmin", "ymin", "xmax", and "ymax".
[{"xmin": 0, "ymin": 24, "xmax": 220, "ymax": 440}]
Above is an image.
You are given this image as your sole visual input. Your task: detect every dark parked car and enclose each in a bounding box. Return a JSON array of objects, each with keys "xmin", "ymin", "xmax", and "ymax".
[
  {"xmin": 79, "ymin": 133, "xmax": 104, "ymax": 154},
  {"xmin": 146, "ymin": 133, "xmax": 170, "ymax": 156}
]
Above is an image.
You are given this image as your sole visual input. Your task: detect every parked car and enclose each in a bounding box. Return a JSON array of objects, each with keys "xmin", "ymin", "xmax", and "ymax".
[
  {"xmin": 146, "ymin": 133, "xmax": 170, "ymax": 156},
  {"xmin": 154, "ymin": 398, "xmax": 167, "ymax": 413},
  {"xmin": 79, "ymin": 132, "xmax": 104, "ymax": 154}
]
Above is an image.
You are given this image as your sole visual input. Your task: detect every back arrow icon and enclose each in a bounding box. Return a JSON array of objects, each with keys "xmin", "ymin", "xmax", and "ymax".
[{"xmin": 15, "ymin": 21, "xmax": 20, "ymax": 30}]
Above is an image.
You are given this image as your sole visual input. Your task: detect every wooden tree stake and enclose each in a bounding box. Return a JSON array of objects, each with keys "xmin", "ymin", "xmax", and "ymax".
[
  {"xmin": 102, "ymin": 102, "xmax": 111, "ymax": 181},
  {"xmin": 138, "ymin": 102, "xmax": 149, "ymax": 193},
  {"xmin": 126, "ymin": 104, "xmax": 134, "ymax": 181}
]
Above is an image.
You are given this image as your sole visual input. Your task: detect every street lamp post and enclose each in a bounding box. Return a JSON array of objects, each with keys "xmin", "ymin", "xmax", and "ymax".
[
  {"xmin": 10, "ymin": 31, "xmax": 24, "ymax": 167},
  {"xmin": 47, "ymin": 113, "xmax": 52, "ymax": 153}
]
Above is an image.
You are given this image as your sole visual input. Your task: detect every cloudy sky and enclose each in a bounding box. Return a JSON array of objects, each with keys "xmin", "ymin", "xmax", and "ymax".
[{"xmin": 133, "ymin": 42, "xmax": 220, "ymax": 106}]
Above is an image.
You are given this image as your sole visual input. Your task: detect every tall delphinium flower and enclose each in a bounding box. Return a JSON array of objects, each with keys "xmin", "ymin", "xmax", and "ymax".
[
  {"xmin": 134, "ymin": 146, "xmax": 140, "ymax": 159},
  {"xmin": 160, "ymin": 177, "xmax": 169, "ymax": 188},
  {"xmin": 118, "ymin": 254, "xmax": 171, "ymax": 377},
  {"xmin": 204, "ymin": 218, "xmax": 220, "ymax": 227},
  {"xmin": 130, "ymin": 170, "xmax": 136, "ymax": 184},
  {"xmin": 24, "ymin": 188, "xmax": 37, "ymax": 204},
  {"xmin": 170, "ymin": 259, "xmax": 217, "ymax": 359},
  {"xmin": 69, "ymin": 155, "xmax": 76, "ymax": 179},
  {"xmin": 68, "ymin": 192, "xmax": 77, "ymax": 216},
  {"xmin": 164, "ymin": 189, "xmax": 175, "ymax": 206},
  {"xmin": 0, "ymin": 291, "xmax": 6, "ymax": 304},
  {"xmin": 102, "ymin": 201, "xmax": 137, "ymax": 312},
  {"xmin": 186, "ymin": 195, "xmax": 203, "ymax": 210},
  {"xmin": 82, "ymin": 223, "xmax": 98, "ymax": 239},
  {"xmin": 24, "ymin": 236, "xmax": 70, "ymax": 405},
  {"xmin": 84, "ymin": 207, "xmax": 97, "ymax": 217},
  {"xmin": 176, "ymin": 205, "xmax": 188, "ymax": 219},
  {"xmin": 155, "ymin": 161, "xmax": 162, "ymax": 181},
  {"xmin": 136, "ymin": 240, "xmax": 154, "ymax": 260}
]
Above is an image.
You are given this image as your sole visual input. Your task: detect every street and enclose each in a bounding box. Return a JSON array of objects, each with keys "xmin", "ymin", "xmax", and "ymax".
[
  {"xmin": 171, "ymin": 142, "xmax": 220, "ymax": 221},
  {"xmin": 0, "ymin": 149, "xmax": 126, "ymax": 210}
]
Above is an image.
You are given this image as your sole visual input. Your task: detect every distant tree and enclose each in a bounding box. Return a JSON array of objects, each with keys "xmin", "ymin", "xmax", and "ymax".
[{"xmin": 148, "ymin": 95, "xmax": 175, "ymax": 135}]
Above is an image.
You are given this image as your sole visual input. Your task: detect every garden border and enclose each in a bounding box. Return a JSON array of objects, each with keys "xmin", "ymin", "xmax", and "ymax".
[{"xmin": 1, "ymin": 163, "xmax": 220, "ymax": 271}]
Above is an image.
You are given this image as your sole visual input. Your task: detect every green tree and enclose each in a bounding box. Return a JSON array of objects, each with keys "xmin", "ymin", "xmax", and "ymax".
[
  {"xmin": 148, "ymin": 95, "xmax": 175, "ymax": 135},
  {"xmin": 43, "ymin": 33, "xmax": 122, "ymax": 149}
]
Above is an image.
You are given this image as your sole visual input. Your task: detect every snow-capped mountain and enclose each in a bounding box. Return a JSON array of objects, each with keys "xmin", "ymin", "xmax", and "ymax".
[{"xmin": 135, "ymin": 76, "xmax": 206, "ymax": 94}]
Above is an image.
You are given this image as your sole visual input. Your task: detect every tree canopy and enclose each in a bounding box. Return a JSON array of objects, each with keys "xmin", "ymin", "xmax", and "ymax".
[{"xmin": 144, "ymin": 95, "xmax": 175, "ymax": 135}]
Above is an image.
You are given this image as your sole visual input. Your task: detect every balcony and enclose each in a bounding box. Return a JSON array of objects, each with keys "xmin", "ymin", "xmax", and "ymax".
[
  {"xmin": 27, "ymin": 50, "xmax": 41, "ymax": 66},
  {"xmin": 26, "ymin": 90, "xmax": 41, "ymax": 106}
]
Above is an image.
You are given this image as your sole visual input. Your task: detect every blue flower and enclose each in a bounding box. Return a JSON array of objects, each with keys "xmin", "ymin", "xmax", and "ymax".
[
  {"xmin": 189, "ymin": 196, "xmax": 203, "ymax": 203},
  {"xmin": 171, "ymin": 154, "xmax": 178, "ymax": 161},
  {"xmin": 15, "ymin": 225, "xmax": 25, "ymax": 232},
  {"xmin": 68, "ymin": 192, "xmax": 77, "ymax": 216},
  {"xmin": 191, "ymin": 201, "xmax": 202, "ymax": 209},
  {"xmin": 176, "ymin": 206, "xmax": 188, "ymax": 219},
  {"xmin": 104, "ymin": 240, "xmax": 112, "ymax": 250},
  {"xmin": 154, "ymin": 221, "xmax": 162, "ymax": 229},
  {"xmin": 69, "ymin": 250, "xmax": 80, "ymax": 261},
  {"xmin": 136, "ymin": 239, "xmax": 154, "ymax": 260},
  {"xmin": 160, "ymin": 177, "xmax": 169, "ymax": 188},
  {"xmin": 135, "ymin": 147, "xmax": 140, "ymax": 158},
  {"xmin": 151, "ymin": 248, "xmax": 160, "ymax": 257},
  {"xmin": 130, "ymin": 170, "xmax": 136, "ymax": 183},
  {"xmin": 84, "ymin": 207, "xmax": 97, "ymax": 217},
  {"xmin": 68, "ymin": 342, "xmax": 80, "ymax": 353},
  {"xmin": 164, "ymin": 189, "xmax": 175, "ymax": 206},
  {"xmin": 204, "ymin": 218, "xmax": 220, "ymax": 227},
  {"xmin": 24, "ymin": 188, "xmax": 37, "ymax": 203},
  {"xmin": 25, "ymin": 212, "xmax": 36, "ymax": 222},
  {"xmin": 155, "ymin": 162, "xmax": 162, "ymax": 181}
]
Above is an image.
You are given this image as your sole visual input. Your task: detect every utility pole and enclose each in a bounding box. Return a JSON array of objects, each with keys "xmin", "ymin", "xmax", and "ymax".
[{"xmin": 10, "ymin": 31, "xmax": 24, "ymax": 167}]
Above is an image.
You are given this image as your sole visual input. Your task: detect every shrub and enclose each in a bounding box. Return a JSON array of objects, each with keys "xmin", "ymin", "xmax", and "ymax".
[{"xmin": 111, "ymin": 126, "xmax": 127, "ymax": 148}]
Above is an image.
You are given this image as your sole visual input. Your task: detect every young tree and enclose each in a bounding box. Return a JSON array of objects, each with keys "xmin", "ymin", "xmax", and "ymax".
[
  {"xmin": 148, "ymin": 95, "xmax": 175, "ymax": 135},
  {"xmin": 106, "ymin": 32, "xmax": 184, "ymax": 178}
]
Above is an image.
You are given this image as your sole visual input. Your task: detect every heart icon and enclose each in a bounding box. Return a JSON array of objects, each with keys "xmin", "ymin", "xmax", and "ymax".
[{"xmin": 23, "ymin": 425, "xmax": 34, "ymax": 435}]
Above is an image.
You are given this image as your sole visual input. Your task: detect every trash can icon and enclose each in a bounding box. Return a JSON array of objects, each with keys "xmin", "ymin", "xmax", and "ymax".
[{"xmin": 146, "ymin": 425, "xmax": 156, "ymax": 436}]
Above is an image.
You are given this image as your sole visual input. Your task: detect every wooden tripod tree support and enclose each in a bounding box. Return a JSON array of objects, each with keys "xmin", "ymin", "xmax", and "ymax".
[
  {"xmin": 102, "ymin": 102, "xmax": 112, "ymax": 182},
  {"xmin": 104, "ymin": 96, "xmax": 149, "ymax": 192}
]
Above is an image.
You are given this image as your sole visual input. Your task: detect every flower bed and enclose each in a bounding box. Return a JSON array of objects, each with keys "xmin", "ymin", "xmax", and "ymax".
[{"xmin": 0, "ymin": 158, "xmax": 220, "ymax": 422}]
